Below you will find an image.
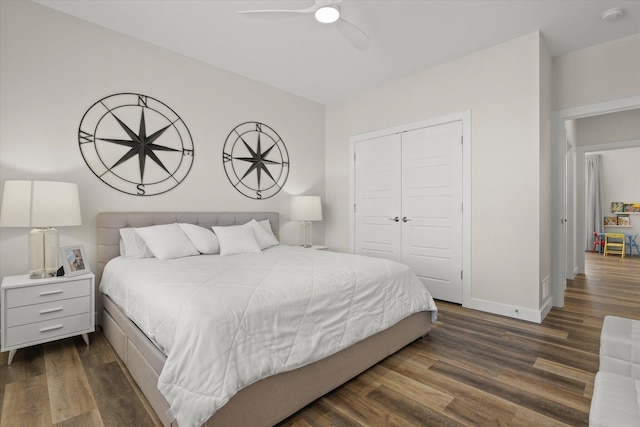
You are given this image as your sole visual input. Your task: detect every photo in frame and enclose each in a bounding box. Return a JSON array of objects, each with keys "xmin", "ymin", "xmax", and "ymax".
[
  {"xmin": 611, "ymin": 202, "xmax": 624, "ymax": 213},
  {"xmin": 617, "ymin": 215, "xmax": 630, "ymax": 226},
  {"xmin": 60, "ymin": 244, "xmax": 90, "ymax": 277}
]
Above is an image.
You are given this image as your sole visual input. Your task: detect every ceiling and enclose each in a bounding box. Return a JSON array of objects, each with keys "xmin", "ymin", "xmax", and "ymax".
[{"xmin": 34, "ymin": 0, "xmax": 640, "ymax": 104}]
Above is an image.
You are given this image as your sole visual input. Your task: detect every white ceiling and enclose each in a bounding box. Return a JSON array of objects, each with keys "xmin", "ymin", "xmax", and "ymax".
[{"xmin": 34, "ymin": 0, "xmax": 640, "ymax": 104}]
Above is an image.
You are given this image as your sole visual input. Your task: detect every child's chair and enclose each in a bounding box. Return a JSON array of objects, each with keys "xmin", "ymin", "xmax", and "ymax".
[
  {"xmin": 628, "ymin": 234, "xmax": 640, "ymax": 257},
  {"xmin": 592, "ymin": 232, "xmax": 605, "ymax": 253},
  {"xmin": 604, "ymin": 233, "xmax": 625, "ymax": 257}
]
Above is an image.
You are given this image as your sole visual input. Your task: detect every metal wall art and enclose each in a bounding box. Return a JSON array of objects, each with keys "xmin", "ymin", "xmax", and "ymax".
[
  {"xmin": 222, "ymin": 121, "xmax": 289, "ymax": 199},
  {"xmin": 79, "ymin": 93, "xmax": 194, "ymax": 196}
]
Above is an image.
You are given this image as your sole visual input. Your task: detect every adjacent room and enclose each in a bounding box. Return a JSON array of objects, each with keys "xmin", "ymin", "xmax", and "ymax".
[{"xmin": 1, "ymin": 1, "xmax": 639, "ymax": 426}]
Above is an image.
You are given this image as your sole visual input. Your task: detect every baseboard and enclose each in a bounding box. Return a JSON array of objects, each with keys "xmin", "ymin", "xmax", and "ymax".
[
  {"xmin": 540, "ymin": 297, "xmax": 553, "ymax": 321},
  {"xmin": 464, "ymin": 297, "xmax": 544, "ymax": 323}
]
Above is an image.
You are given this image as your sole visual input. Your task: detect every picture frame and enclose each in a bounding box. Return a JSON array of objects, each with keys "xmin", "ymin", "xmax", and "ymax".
[
  {"xmin": 604, "ymin": 217, "xmax": 617, "ymax": 226},
  {"xmin": 611, "ymin": 202, "xmax": 624, "ymax": 213},
  {"xmin": 617, "ymin": 215, "xmax": 630, "ymax": 226},
  {"xmin": 60, "ymin": 244, "xmax": 90, "ymax": 277}
]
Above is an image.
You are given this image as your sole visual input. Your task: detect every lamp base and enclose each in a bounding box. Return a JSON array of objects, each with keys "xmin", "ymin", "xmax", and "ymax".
[
  {"xmin": 300, "ymin": 220, "xmax": 313, "ymax": 248},
  {"xmin": 30, "ymin": 270, "xmax": 56, "ymax": 279},
  {"xmin": 29, "ymin": 227, "xmax": 59, "ymax": 279}
]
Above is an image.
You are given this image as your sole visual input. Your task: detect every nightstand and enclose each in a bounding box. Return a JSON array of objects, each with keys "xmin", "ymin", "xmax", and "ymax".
[{"xmin": 1, "ymin": 272, "xmax": 95, "ymax": 365}]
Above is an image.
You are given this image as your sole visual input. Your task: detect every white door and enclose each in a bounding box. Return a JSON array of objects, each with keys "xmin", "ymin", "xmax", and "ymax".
[
  {"xmin": 354, "ymin": 121, "xmax": 463, "ymax": 303},
  {"xmin": 401, "ymin": 122, "xmax": 463, "ymax": 303},
  {"xmin": 354, "ymin": 133, "xmax": 402, "ymax": 261}
]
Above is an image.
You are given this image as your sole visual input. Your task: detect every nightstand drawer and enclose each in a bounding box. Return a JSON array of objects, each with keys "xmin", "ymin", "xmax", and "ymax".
[
  {"xmin": 5, "ymin": 313, "xmax": 92, "ymax": 348},
  {"xmin": 5, "ymin": 279, "xmax": 90, "ymax": 308},
  {"xmin": 6, "ymin": 296, "xmax": 91, "ymax": 327}
]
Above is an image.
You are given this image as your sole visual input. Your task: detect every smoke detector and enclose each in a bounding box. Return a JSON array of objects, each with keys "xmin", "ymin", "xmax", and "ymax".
[{"xmin": 601, "ymin": 7, "xmax": 625, "ymax": 22}]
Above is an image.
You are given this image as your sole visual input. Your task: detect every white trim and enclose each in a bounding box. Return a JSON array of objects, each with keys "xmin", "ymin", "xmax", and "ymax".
[
  {"xmin": 551, "ymin": 96, "xmax": 640, "ymax": 309},
  {"xmin": 462, "ymin": 279, "xmax": 554, "ymax": 325},
  {"xmin": 350, "ymin": 111, "xmax": 467, "ymax": 143},
  {"xmin": 465, "ymin": 298, "xmax": 544, "ymax": 324},
  {"xmin": 349, "ymin": 110, "xmax": 471, "ymax": 306},
  {"xmin": 539, "ymin": 297, "xmax": 554, "ymax": 322}
]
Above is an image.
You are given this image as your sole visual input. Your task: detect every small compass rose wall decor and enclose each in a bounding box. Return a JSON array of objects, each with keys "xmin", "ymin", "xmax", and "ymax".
[
  {"xmin": 78, "ymin": 93, "xmax": 194, "ymax": 196},
  {"xmin": 222, "ymin": 121, "xmax": 290, "ymax": 200}
]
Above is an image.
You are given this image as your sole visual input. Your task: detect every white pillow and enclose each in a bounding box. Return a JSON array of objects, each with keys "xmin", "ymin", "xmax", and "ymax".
[
  {"xmin": 119, "ymin": 228, "xmax": 154, "ymax": 259},
  {"xmin": 178, "ymin": 223, "xmax": 220, "ymax": 254},
  {"xmin": 259, "ymin": 219, "xmax": 279, "ymax": 240},
  {"xmin": 212, "ymin": 225, "xmax": 262, "ymax": 256},
  {"xmin": 244, "ymin": 219, "xmax": 279, "ymax": 250},
  {"xmin": 135, "ymin": 223, "xmax": 199, "ymax": 260}
]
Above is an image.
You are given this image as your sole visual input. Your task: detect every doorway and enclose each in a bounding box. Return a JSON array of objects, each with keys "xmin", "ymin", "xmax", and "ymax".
[
  {"xmin": 552, "ymin": 96, "xmax": 640, "ymax": 308},
  {"xmin": 577, "ymin": 142, "xmax": 640, "ymax": 266}
]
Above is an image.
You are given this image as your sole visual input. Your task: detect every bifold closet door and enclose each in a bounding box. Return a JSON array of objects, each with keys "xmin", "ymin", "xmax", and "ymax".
[
  {"xmin": 354, "ymin": 133, "xmax": 402, "ymax": 261},
  {"xmin": 401, "ymin": 121, "xmax": 463, "ymax": 303},
  {"xmin": 354, "ymin": 120, "xmax": 464, "ymax": 303}
]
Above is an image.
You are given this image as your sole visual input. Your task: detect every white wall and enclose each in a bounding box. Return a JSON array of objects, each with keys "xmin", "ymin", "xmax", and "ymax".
[
  {"xmin": 539, "ymin": 34, "xmax": 553, "ymax": 309},
  {"xmin": 576, "ymin": 109, "xmax": 640, "ymax": 146},
  {"xmin": 326, "ymin": 32, "xmax": 546, "ymax": 320},
  {"xmin": 0, "ymin": 2, "xmax": 326, "ymax": 279},
  {"xmin": 552, "ymin": 34, "xmax": 640, "ymax": 111}
]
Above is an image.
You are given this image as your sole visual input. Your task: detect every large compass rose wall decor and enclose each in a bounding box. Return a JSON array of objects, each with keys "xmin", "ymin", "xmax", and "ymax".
[
  {"xmin": 222, "ymin": 121, "xmax": 289, "ymax": 200},
  {"xmin": 79, "ymin": 93, "xmax": 194, "ymax": 196}
]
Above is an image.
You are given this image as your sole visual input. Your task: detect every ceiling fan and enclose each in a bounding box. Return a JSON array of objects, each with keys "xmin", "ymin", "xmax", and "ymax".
[{"xmin": 238, "ymin": 0, "xmax": 370, "ymax": 50}]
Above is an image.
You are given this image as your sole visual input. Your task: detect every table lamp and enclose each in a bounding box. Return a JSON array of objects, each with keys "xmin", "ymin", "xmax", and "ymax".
[
  {"xmin": 290, "ymin": 196, "xmax": 322, "ymax": 248},
  {"xmin": 0, "ymin": 180, "xmax": 82, "ymax": 278}
]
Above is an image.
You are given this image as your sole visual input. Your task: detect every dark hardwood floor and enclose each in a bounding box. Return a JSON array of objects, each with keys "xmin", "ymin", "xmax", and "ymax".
[{"xmin": 1, "ymin": 252, "xmax": 638, "ymax": 426}]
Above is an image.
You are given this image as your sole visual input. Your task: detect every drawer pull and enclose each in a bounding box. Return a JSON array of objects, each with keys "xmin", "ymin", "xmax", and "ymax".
[
  {"xmin": 40, "ymin": 324, "xmax": 64, "ymax": 333},
  {"xmin": 40, "ymin": 290, "xmax": 63, "ymax": 296},
  {"xmin": 40, "ymin": 307, "xmax": 63, "ymax": 315}
]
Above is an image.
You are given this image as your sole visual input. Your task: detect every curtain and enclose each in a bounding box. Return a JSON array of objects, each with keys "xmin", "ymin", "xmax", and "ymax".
[{"xmin": 585, "ymin": 154, "xmax": 603, "ymax": 251}]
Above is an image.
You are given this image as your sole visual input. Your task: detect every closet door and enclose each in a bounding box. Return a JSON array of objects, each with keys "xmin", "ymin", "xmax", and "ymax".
[
  {"xmin": 401, "ymin": 121, "xmax": 463, "ymax": 303},
  {"xmin": 354, "ymin": 133, "xmax": 402, "ymax": 261}
]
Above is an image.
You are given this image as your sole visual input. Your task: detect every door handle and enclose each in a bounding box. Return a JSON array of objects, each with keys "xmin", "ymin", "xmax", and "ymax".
[
  {"xmin": 388, "ymin": 216, "xmax": 400, "ymax": 222},
  {"xmin": 402, "ymin": 217, "xmax": 410, "ymax": 222}
]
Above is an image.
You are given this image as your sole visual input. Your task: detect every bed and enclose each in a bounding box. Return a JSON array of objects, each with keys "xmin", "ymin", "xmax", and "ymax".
[{"xmin": 97, "ymin": 211, "xmax": 436, "ymax": 427}]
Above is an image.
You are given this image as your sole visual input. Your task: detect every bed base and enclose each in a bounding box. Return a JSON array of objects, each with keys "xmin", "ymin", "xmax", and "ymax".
[{"xmin": 103, "ymin": 295, "xmax": 431, "ymax": 427}]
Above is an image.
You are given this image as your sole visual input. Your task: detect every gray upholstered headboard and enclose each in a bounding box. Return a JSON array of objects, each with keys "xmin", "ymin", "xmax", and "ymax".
[{"xmin": 96, "ymin": 211, "xmax": 279, "ymax": 286}]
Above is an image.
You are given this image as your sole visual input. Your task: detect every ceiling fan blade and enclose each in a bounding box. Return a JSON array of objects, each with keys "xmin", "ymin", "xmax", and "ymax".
[
  {"xmin": 237, "ymin": 10, "xmax": 311, "ymax": 20},
  {"xmin": 238, "ymin": 0, "xmax": 338, "ymax": 18},
  {"xmin": 336, "ymin": 17, "xmax": 370, "ymax": 50}
]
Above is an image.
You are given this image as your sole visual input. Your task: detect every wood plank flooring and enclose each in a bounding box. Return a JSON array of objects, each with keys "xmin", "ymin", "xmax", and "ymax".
[{"xmin": 1, "ymin": 252, "xmax": 638, "ymax": 426}]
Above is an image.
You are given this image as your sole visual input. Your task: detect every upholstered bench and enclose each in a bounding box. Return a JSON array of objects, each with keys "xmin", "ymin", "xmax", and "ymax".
[
  {"xmin": 589, "ymin": 371, "xmax": 640, "ymax": 427},
  {"xmin": 600, "ymin": 315, "xmax": 640, "ymax": 379},
  {"xmin": 589, "ymin": 315, "xmax": 640, "ymax": 427}
]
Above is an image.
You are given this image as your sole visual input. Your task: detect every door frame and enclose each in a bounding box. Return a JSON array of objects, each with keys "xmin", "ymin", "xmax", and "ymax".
[
  {"xmin": 349, "ymin": 110, "xmax": 471, "ymax": 305},
  {"xmin": 551, "ymin": 96, "xmax": 640, "ymax": 308},
  {"xmin": 576, "ymin": 139, "xmax": 640, "ymax": 270}
]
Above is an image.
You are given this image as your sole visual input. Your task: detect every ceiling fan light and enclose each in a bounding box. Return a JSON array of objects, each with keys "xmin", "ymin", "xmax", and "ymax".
[{"xmin": 315, "ymin": 6, "xmax": 339, "ymax": 24}]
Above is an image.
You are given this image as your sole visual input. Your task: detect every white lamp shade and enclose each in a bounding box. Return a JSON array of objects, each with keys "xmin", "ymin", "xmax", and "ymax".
[
  {"xmin": 0, "ymin": 180, "xmax": 82, "ymax": 227},
  {"xmin": 290, "ymin": 196, "xmax": 323, "ymax": 221}
]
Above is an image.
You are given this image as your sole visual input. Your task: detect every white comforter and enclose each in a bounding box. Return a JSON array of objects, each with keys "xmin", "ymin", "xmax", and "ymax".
[{"xmin": 100, "ymin": 245, "xmax": 437, "ymax": 427}]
